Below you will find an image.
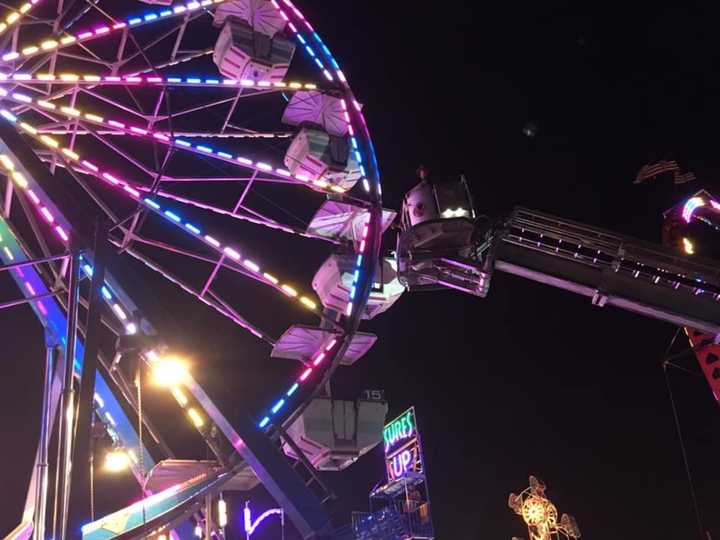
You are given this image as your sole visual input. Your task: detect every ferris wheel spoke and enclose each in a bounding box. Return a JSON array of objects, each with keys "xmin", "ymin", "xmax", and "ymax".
[
  {"xmin": 147, "ymin": 187, "xmax": 340, "ymax": 243},
  {"xmin": 56, "ymin": 50, "xmax": 109, "ymax": 65},
  {"xmin": 111, "ymin": 237, "xmax": 277, "ymax": 344},
  {"xmin": 38, "ymin": 152, "xmax": 336, "ymax": 245},
  {"xmin": 123, "ymin": 231, "xmax": 257, "ymax": 281},
  {"xmin": 126, "ymin": 47, "xmax": 213, "ymax": 77},
  {"xmin": 120, "ymin": 230, "xmax": 341, "ymax": 336}
]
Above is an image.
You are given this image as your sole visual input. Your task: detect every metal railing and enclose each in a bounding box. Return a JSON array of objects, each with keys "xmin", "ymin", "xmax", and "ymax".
[{"xmin": 352, "ymin": 502, "xmax": 433, "ymax": 540}]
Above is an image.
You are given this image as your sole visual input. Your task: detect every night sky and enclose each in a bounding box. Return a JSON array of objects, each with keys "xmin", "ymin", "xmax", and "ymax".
[{"xmin": 2, "ymin": 2, "xmax": 720, "ymax": 540}]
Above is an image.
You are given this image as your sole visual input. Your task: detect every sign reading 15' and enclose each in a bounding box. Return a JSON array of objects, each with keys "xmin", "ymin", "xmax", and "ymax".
[{"xmin": 383, "ymin": 407, "xmax": 423, "ymax": 482}]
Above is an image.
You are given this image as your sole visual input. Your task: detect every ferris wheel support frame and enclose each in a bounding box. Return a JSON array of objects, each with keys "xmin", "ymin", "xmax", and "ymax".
[{"xmin": 0, "ymin": 0, "xmax": 387, "ymax": 537}]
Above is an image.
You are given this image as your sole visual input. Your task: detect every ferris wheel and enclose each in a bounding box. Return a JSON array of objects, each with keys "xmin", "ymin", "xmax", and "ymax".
[{"xmin": 0, "ymin": 0, "xmax": 400, "ymax": 538}]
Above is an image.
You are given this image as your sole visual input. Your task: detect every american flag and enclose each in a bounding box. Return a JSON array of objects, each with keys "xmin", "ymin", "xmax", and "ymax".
[
  {"xmin": 673, "ymin": 170, "xmax": 696, "ymax": 184},
  {"xmin": 634, "ymin": 160, "xmax": 680, "ymax": 183}
]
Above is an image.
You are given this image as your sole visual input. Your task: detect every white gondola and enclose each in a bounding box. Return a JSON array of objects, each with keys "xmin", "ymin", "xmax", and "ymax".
[
  {"xmin": 271, "ymin": 325, "xmax": 377, "ymax": 366},
  {"xmin": 282, "ymin": 91, "xmax": 350, "ymax": 137},
  {"xmin": 283, "ymin": 397, "xmax": 388, "ymax": 471},
  {"xmin": 213, "ymin": 0, "xmax": 286, "ymax": 37},
  {"xmin": 284, "ymin": 127, "xmax": 360, "ymax": 191},
  {"xmin": 312, "ymin": 255, "xmax": 405, "ymax": 319},
  {"xmin": 213, "ymin": 17, "xmax": 295, "ymax": 83},
  {"xmin": 307, "ymin": 200, "xmax": 396, "ymax": 243}
]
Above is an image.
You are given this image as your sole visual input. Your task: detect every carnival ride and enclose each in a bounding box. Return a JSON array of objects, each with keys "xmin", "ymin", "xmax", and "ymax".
[
  {"xmin": 0, "ymin": 0, "xmax": 718, "ymax": 539},
  {"xmin": 508, "ymin": 476, "xmax": 580, "ymax": 540}
]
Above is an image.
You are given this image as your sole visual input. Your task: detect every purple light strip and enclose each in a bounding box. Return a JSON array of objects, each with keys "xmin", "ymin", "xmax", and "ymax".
[{"xmin": 244, "ymin": 503, "xmax": 283, "ymax": 536}]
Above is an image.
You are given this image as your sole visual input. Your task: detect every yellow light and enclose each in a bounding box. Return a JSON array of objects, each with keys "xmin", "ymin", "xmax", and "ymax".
[
  {"xmin": 60, "ymin": 35, "xmax": 76, "ymax": 45},
  {"xmin": 19, "ymin": 3, "xmax": 31, "ymax": 13},
  {"xmin": 300, "ymin": 297, "xmax": 316, "ymax": 310},
  {"xmin": 85, "ymin": 113, "xmax": 104, "ymax": 122},
  {"xmin": 217, "ymin": 499, "xmax": 228, "ymax": 528},
  {"xmin": 60, "ymin": 106, "xmax": 80, "ymax": 116},
  {"xmin": 37, "ymin": 73, "xmax": 55, "ymax": 80},
  {"xmin": 37, "ymin": 100, "xmax": 56, "ymax": 109},
  {"xmin": 683, "ymin": 237, "xmax": 694, "ymax": 255},
  {"xmin": 0, "ymin": 154, "xmax": 15, "ymax": 170},
  {"xmin": 11, "ymin": 171, "xmax": 27, "ymax": 188},
  {"xmin": 40, "ymin": 40, "xmax": 57, "ymax": 50},
  {"xmin": 313, "ymin": 179, "xmax": 329, "ymax": 188},
  {"xmin": 0, "ymin": 23, "xmax": 7, "ymax": 33},
  {"xmin": 40, "ymin": 135, "xmax": 59, "ymax": 148},
  {"xmin": 289, "ymin": 82, "xmax": 302, "ymax": 89},
  {"xmin": 522, "ymin": 498, "xmax": 549, "ymax": 527},
  {"xmin": 281, "ymin": 284, "xmax": 297, "ymax": 297},
  {"xmin": 151, "ymin": 357, "xmax": 189, "ymax": 387},
  {"xmin": 7, "ymin": 12, "xmax": 19, "ymax": 23},
  {"xmin": 83, "ymin": 75, "xmax": 101, "ymax": 82},
  {"xmin": 22, "ymin": 46, "xmax": 38, "ymax": 55},
  {"xmin": 59, "ymin": 73, "xmax": 79, "ymax": 81},
  {"xmin": 19, "ymin": 122, "xmax": 37, "ymax": 134},
  {"xmin": 187, "ymin": 407, "xmax": 204, "ymax": 427},
  {"xmin": 61, "ymin": 148, "xmax": 79, "ymax": 161},
  {"xmin": 104, "ymin": 449, "xmax": 130, "ymax": 472},
  {"xmin": 171, "ymin": 387, "xmax": 188, "ymax": 406},
  {"xmin": 263, "ymin": 272, "xmax": 279, "ymax": 284},
  {"xmin": 330, "ymin": 185, "xmax": 345, "ymax": 193}
]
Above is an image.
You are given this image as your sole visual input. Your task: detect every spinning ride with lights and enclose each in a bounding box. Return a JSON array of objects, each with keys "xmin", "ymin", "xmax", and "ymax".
[
  {"xmin": 0, "ymin": 0, "xmax": 395, "ymax": 538},
  {"xmin": 508, "ymin": 476, "xmax": 580, "ymax": 540}
]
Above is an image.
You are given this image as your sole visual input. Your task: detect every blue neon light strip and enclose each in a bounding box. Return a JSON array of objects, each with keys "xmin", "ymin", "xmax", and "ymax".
[{"xmin": 0, "ymin": 218, "xmax": 154, "ymax": 474}]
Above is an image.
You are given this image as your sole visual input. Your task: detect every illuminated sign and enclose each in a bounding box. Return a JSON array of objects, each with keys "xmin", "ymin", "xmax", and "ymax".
[
  {"xmin": 383, "ymin": 407, "xmax": 423, "ymax": 482},
  {"xmin": 383, "ymin": 407, "xmax": 415, "ymax": 455}
]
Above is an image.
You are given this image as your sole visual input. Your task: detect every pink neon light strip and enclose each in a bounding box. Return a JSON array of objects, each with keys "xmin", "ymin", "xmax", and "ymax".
[
  {"xmin": 0, "ymin": 73, "xmax": 319, "ymax": 90},
  {"xmin": 3, "ymin": 90, "xmax": 345, "ymax": 194},
  {"xmin": 8, "ymin": 114, "xmax": 320, "ymax": 314},
  {"xmin": 0, "ymin": 0, "xmax": 228, "ymax": 63}
]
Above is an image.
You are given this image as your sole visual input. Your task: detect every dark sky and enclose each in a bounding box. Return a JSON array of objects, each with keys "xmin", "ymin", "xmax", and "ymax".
[{"xmin": 2, "ymin": 2, "xmax": 720, "ymax": 540}]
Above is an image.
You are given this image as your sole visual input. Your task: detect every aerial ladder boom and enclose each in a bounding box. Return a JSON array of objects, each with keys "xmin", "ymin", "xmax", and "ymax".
[
  {"xmin": 494, "ymin": 207, "xmax": 720, "ymax": 336},
  {"xmin": 397, "ymin": 178, "xmax": 720, "ymax": 404}
]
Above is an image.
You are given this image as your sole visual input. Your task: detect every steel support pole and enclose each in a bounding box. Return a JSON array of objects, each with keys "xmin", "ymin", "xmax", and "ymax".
[
  {"xmin": 69, "ymin": 221, "xmax": 109, "ymax": 531},
  {"xmin": 56, "ymin": 251, "xmax": 81, "ymax": 540},
  {"xmin": 33, "ymin": 334, "xmax": 57, "ymax": 540},
  {"xmin": 205, "ymin": 495, "xmax": 212, "ymax": 540}
]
